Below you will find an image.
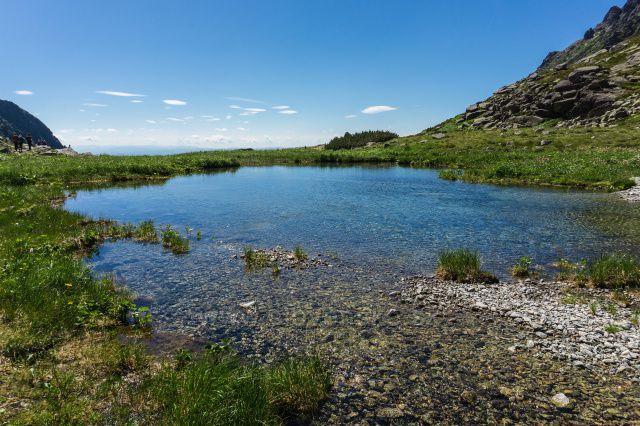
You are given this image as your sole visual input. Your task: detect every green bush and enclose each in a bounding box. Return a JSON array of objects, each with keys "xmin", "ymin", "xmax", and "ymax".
[
  {"xmin": 436, "ymin": 249, "xmax": 498, "ymax": 283},
  {"xmin": 325, "ymin": 130, "xmax": 398, "ymax": 150}
]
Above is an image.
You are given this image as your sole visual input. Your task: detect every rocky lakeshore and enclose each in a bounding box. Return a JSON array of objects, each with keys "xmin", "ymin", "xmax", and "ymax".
[
  {"xmin": 401, "ymin": 276, "xmax": 640, "ymax": 380},
  {"xmin": 619, "ymin": 177, "xmax": 640, "ymax": 201},
  {"xmin": 112, "ymin": 241, "xmax": 640, "ymax": 424}
]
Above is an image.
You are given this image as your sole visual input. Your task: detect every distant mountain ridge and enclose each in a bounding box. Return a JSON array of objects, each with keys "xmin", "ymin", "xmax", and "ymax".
[
  {"xmin": 0, "ymin": 100, "xmax": 63, "ymax": 149},
  {"xmin": 452, "ymin": 0, "xmax": 640, "ymax": 131}
]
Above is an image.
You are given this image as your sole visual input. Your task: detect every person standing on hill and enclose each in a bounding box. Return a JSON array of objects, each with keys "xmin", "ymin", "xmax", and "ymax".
[
  {"xmin": 26, "ymin": 133, "xmax": 33, "ymax": 151},
  {"xmin": 12, "ymin": 132, "xmax": 18, "ymax": 151},
  {"xmin": 17, "ymin": 134, "xmax": 24, "ymax": 152}
]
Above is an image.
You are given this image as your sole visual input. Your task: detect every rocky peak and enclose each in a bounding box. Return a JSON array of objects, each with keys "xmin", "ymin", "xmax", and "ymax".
[
  {"xmin": 453, "ymin": 1, "xmax": 640, "ymax": 131},
  {"xmin": 540, "ymin": 0, "xmax": 640, "ymax": 70}
]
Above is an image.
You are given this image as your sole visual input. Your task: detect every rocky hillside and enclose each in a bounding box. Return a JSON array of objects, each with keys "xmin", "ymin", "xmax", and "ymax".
[
  {"xmin": 458, "ymin": 0, "xmax": 640, "ymax": 130},
  {"xmin": 0, "ymin": 100, "xmax": 63, "ymax": 148}
]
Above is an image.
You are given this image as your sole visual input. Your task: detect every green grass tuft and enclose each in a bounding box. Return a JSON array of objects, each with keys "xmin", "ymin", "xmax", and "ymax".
[
  {"xmin": 588, "ymin": 254, "xmax": 640, "ymax": 289},
  {"xmin": 160, "ymin": 225, "xmax": 190, "ymax": 254},
  {"xmin": 436, "ymin": 249, "xmax": 498, "ymax": 283},
  {"xmin": 135, "ymin": 351, "xmax": 330, "ymax": 425}
]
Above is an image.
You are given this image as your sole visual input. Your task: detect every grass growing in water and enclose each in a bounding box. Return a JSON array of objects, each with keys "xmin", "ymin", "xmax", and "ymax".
[
  {"xmin": 160, "ymin": 225, "xmax": 190, "ymax": 254},
  {"xmin": 511, "ymin": 256, "xmax": 534, "ymax": 278},
  {"xmin": 243, "ymin": 245, "xmax": 270, "ymax": 269},
  {"xmin": 294, "ymin": 244, "xmax": 308, "ymax": 262},
  {"xmin": 436, "ymin": 249, "xmax": 498, "ymax": 283}
]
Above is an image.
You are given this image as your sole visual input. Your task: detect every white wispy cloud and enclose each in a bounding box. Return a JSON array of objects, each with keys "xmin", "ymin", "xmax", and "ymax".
[
  {"xmin": 97, "ymin": 90, "xmax": 145, "ymax": 97},
  {"xmin": 272, "ymin": 105, "xmax": 289, "ymax": 110},
  {"xmin": 146, "ymin": 120, "xmax": 157, "ymax": 124},
  {"xmin": 215, "ymin": 128, "xmax": 228, "ymax": 132},
  {"xmin": 279, "ymin": 110, "xmax": 298, "ymax": 115},
  {"xmin": 131, "ymin": 100, "xmax": 144, "ymax": 104},
  {"xmin": 107, "ymin": 128, "xmax": 118, "ymax": 132},
  {"xmin": 207, "ymin": 118, "xmax": 221, "ymax": 121},
  {"xmin": 361, "ymin": 105, "xmax": 397, "ymax": 114},
  {"xmin": 15, "ymin": 90, "xmax": 33, "ymax": 95},
  {"xmin": 83, "ymin": 103, "xmax": 108, "ymax": 107},
  {"xmin": 237, "ymin": 127, "xmax": 247, "ymax": 131},
  {"xmin": 225, "ymin": 96, "xmax": 265, "ymax": 104},
  {"xmin": 183, "ymin": 116, "xmax": 194, "ymax": 120},
  {"xmin": 229, "ymin": 105, "xmax": 242, "ymax": 109},
  {"xmin": 167, "ymin": 117, "xmax": 183, "ymax": 122},
  {"xmin": 225, "ymin": 115, "xmax": 232, "ymax": 120},
  {"xmin": 345, "ymin": 114, "xmax": 358, "ymax": 119},
  {"xmin": 163, "ymin": 99, "xmax": 187, "ymax": 106},
  {"xmin": 245, "ymin": 108, "xmax": 266, "ymax": 113}
]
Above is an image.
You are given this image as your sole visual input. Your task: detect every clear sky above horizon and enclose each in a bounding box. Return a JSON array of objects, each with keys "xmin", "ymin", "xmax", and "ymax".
[{"xmin": 2, "ymin": 0, "xmax": 625, "ymax": 153}]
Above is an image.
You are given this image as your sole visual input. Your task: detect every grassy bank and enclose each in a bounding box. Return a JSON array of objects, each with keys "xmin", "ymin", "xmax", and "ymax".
[{"xmin": 3, "ymin": 114, "xmax": 640, "ymax": 190}]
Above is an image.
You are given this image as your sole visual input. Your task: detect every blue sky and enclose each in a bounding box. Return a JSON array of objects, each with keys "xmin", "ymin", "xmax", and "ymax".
[{"xmin": 2, "ymin": 0, "xmax": 623, "ymax": 153}]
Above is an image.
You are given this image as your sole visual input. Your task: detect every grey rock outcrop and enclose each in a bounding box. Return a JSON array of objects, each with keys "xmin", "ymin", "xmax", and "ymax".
[{"xmin": 457, "ymin": 0, "xmax": 640, "ymax": 130}]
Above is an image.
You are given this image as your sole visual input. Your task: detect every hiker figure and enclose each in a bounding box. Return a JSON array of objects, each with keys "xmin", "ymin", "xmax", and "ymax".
[
  {"xmin": 26, "ymin": 133, "xmax": 33, "ymax": 150},
  {"xmin": 12, "ymin": 132, "xmax": 18, "ymax": 151},
  {"xmin": 17, "ymin": 134, "xmax": 24, "ymax": 152}
]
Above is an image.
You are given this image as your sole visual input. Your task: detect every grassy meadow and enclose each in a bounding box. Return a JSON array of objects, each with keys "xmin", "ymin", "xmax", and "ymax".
[{"xmin": 3, "ymin": 113, "xmax": 640, "ymax": 189}]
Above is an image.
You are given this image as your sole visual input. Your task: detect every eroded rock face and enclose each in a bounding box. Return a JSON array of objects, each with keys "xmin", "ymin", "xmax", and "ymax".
[
  {"xmin": 454, "ymin": 0, "xmax": 640, "ymax": 130},
  {"xmin": 460, "ymin": 41, "xmax": 640, "ymax": 130},
  {"xmin": 540, "ymin": 0, "xmax": 640, "ymax": 71}
]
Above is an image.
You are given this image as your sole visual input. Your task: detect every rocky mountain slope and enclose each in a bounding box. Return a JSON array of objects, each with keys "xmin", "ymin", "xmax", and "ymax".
[
  {"xmin": 458, "ymin": 0, "xmax": 640, "ymax": 130},
  {"xmin": 0, "ymin": 100, "xmax": 62, "ymax": 148}
]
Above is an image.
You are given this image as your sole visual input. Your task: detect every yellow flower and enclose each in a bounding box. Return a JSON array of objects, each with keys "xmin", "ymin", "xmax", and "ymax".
[{"xmin": 65, "ymin": 283, "xmax": 73, "ymax": 288}]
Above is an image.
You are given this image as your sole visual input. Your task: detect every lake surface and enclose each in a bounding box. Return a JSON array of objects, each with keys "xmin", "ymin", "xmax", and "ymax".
[{"xmin": 65, "ymin": 166, "xmax": 640, "ymax": 340}]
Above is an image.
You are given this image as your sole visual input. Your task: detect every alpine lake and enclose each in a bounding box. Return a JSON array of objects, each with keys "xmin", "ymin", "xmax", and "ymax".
[{"xmin": 64, "ymin": 165, "xmax": 640, "ymax": 423}]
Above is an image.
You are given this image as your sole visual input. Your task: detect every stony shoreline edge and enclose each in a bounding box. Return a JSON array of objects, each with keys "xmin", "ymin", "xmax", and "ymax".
[
  {"xmin": 618, "ymin": 177, "xmax": 640, "ymax": 202},
  {"xmin": 400, "ymin": 276, "xmax": 640, "ymax": 381}
]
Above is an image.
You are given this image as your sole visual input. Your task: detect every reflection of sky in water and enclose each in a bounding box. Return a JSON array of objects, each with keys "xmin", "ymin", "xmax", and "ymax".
[{"xmin": 66, "ymin": 166, "xmax": 640, "ymax": 278}]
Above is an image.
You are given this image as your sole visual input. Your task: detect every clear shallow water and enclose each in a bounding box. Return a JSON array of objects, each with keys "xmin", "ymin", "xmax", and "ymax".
[
  {"xmin": 64, "ymin": 166, "xmax": 640, "ymax": 340},
  {"xmin": 66, "ymin": 165, "xmax": 640, "ymax": 276}
]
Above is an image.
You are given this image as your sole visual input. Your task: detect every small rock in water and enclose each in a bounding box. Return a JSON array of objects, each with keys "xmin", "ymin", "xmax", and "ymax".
[
  {"xmin": 551, "ymin": 393, "xmax": 571, "ymax": 408},
  {"xmin": 239, "ymin": 301, "xmax": 256, "ymax": 309},
  {"xmin": 387, "ymin": 308, "xmax": 399, "ymax": 317}
]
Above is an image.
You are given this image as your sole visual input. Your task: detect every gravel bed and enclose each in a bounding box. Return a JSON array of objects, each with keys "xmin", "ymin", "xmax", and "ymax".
[{"xmin": 402, "ymin": 276, "xmax": 640, "ymax": 380}]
